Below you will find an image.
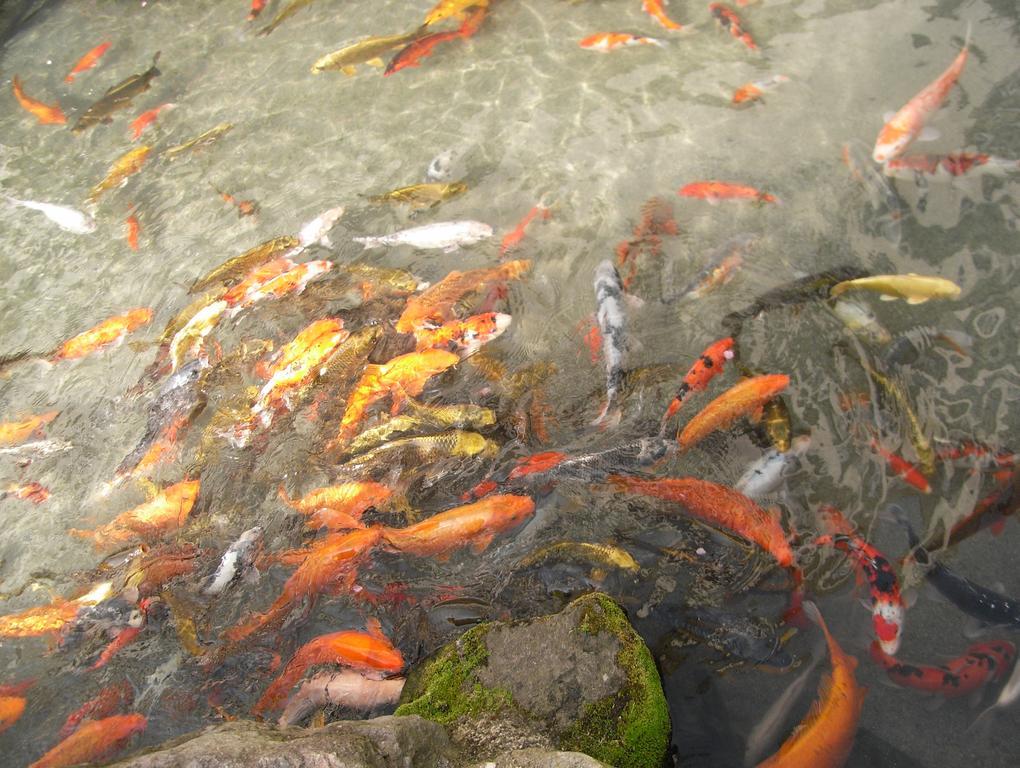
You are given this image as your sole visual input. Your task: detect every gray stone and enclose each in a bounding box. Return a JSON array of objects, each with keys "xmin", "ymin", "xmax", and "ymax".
[
  {"xmin": 466, "ymin": 749, "xmax": 611, "ymax": 768},
  {"xmin": 106, "ymin": 715, "xmax": 455, "ymax": 768}
]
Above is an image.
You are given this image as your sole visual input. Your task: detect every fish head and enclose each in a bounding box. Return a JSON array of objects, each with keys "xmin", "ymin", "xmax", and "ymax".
[{"xmin": 872, "ymin": 600, "xmax": 904, "ymax": 655}]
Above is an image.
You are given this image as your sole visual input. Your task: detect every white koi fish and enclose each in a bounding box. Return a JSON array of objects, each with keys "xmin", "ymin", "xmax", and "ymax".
[
  {"xmin": 204, "ymin": 526, "xmax": 263, "ymax": 595},
  {"xmin": 4, "ymin": 195, "xmax": 96, "ymax": 234},
  {"xmin": 354, "ymin": 220, "xmax": 492, "ymax": 252}
]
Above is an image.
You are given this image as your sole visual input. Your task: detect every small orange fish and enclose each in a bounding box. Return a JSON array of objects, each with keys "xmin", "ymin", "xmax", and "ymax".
[
  {"xmin": 129, "ymin": 102, "xmax": 174, "ymax": 141},
  {"xmin": 248, "ymin": 0, "xmax": 267, "ymax": 21},
  {"xmin": 29, "ymin": 713, "xmax": 146, "ymax": 768},
  {"xmin": 709, "ymin": 3, "xmax": 758, "ymax": 51},
  {"xmin": 381, "ymin": 495, "xmax": 535, "ymax": 559},
  {"xmin": 222, "ymin": 258, "xmax": 296, "ymax": 306},
  {"xmin": 52, "ymin": 308, "xmax": 152, "ymax": 361},
  {"xmin": 678, "ymin": 181, "xmax": 779, "ymax": 205},
  {"xmin": 732, "ymin": 74, "xmax": 789, "ymax": 105},
  {"xmin": 92, "ymin": 624, "xmax": 143, "ymax": 670},
  {"xmin": 0, "ymin": 583, "xmax": 110, "ymax": 639},
  {"xmin": 69, "ymin": 479, "xmax": 199, "ymax": 548},
  {"xmin": 642, "ymin": 0, "xmax": 685, "ymax": 31},
  {"xmin": 0, "ymin": 411, "xmax": 59, "ymax": 447},
  {"xmin": 500, "ymin": 204, "xmax": 551, "ymax": 257},
  {"xmin": 2, "ymin": 482, "xmax": 50, "ymax": 504},
  {"xmin": 0, "ymin": 693, "xmax": 27, "ymax": 734},
  {"xmin": 11, "ymin": 76, "xmax": 66, "ymax": 125},
  {"xmin": 65, "ymin": 42, "xmax": 112, "ymax": 84},
  {"xmin": 87, "ymin": 145, "xmax": 152, "ymax": 206},
  {"xmin": 253, "ymin": 623, "xmax": 404, "ymax": 714},
  {"xmin": 215, "ymin": 186, "xmax": 259, "ymax": 217},
  {"xmin": 579, "ymin": 33, "xmax": 664, "ymax": 52},
  {"xmin": 278, "ymin": 482, "xmax": 394, "ymax": 530},
  {"xmin": 678, "ymin": 374, "xmax": 789, "ymax": 450},
  {"xmin": 124, "ymin": 211, "xmax": 140, "ymax": 251},
  {"xmin": 758, "ymin": 602, "xmax": 865, "ymax": 767}
]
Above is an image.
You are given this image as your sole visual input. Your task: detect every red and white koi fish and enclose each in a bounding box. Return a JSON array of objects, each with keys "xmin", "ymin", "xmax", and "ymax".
[
  {"xmin": 579, "ymin": 33, "xmax": 664, "ymax": 52},
  {"xmin": 872, "ymin": 28, "xmax": 970, "ymax": 163},
  {"xmin": 660, "ymin": 337, "xmax": 735, "ymax": 430},
  {"xmin": 883, "ymin": 152, "xmax": 1019, "ymax": 180},
  {"xmin": 732, "ymin": 74, "xmax": 789, "ymax": 105},
  {"xmin": 870, "ymin": 639, "xmax": 1015, "ymax": 698},
  {"xmin": 642, "ymin": 0, "xmax": 685, "ymax": 31},
  {"xmin": 65, "ymin": 42, "xmax": 111, "ymax": 84},
  {"xmin": 815, "ymin": 506, "xmax": 905, "ymax": 655},
  {"xmin": 678, "ymin": 181, "xmax": 779, "ymax": 204},
  {"xmin": 709, "ymin": 3, "xmax": 758, "ymax": 51},
  {"xmin": 868, "ymin": 435, "xmax": 931, "ymax": 493}
]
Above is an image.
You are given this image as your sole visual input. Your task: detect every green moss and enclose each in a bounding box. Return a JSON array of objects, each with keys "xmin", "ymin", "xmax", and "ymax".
[
  {"xmin": 395, "ymin": 623, "xmax": 513, "ymax": 724},
  {"xmin": 562, "ymin": 594, "xmax": 670, "ymax": 768}
]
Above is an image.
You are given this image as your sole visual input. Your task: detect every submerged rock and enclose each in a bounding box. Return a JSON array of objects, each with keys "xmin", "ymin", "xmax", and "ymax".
[{"xmin": 396, "ymin": 592, "xmax": 670, "ymax": 768}]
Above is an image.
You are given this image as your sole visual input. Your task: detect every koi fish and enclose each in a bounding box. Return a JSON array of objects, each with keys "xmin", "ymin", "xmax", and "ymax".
[
  {"xmin": 709, "ymin": 3, "xmax": 758, "ymax": 51},
  {"xmin": 760, "ymin": 395, "xmax": 792, "ymax": 453},
  {"xmin": 298, "ymin": 204, "xmax": 345, "ymax": 248},
  {"xmin": 660, "ymin": 337, "xmax": 735, "ymax": 429},
  {"xmin": 517, "ymin": 541, "xmax": 640, "ymax": 575},
  {"xmin": 160, "ymin": 122, "xmax": 234, "ymax": 162},
  {"xmin": 734, "ymin": 435, "xmax": 812, "ymax": 500},
  {"xmin": 2, "ymin": 481, "xmax": 50, "ymax": 504},
  {"xmin": 344, "ymin": 402, "xmax": 495, "ymax": 459},
  {"xmin": 815, "ymin": 506, "xmax": 905, "ymax": 654},
  {"xmin": 0, "ymin": 582, "xmax": 111, "ymax": 639},
  {"xmin": 70, "ymin": 480, "xmax": 199, "ymax": 548},
  {"xmin": 256, "ymin": 0, "xmax": 316, "ymax": 36},
  {"xmin": 72, "ymin": 52, "xmax": 161, "ymax": 133},
  {"xmin": 870, "ymin": 640, "xmax": 1015, "ymax": 698},
  {"xmin": 354, "ymin": 220, "xmax": 492, "ymax": 251},
  {"xmin": 0, "ymin": 690, "xmax": 27, "ymax": 734},
  {"xmin": 592, "ymin": 259, "xmax": 629, "ymax": 427},
  {"xmin": 86, "ymin": 145, "xmax": 151, "ymax": 206},
  {"xmin": 381, "ymin": 495, "xmax": 535, "ymax": 559},
  {"xmin": 168, "ymin": 299, "xmax": 227, "ymax": 371},
  {"xmin": 758, "ymin": 602, "xmax": 865, "ymax": 767},
  {"xmin": 3, "ymin": 195, "xmax": 96, "ymax": 234},
  {"xmin": 829, "ymin": 298, "xmax": 892, "ymax": 346},
  {"xmin": 884, "ymin": 152, "xmax": 1020, "ymax": 180},
  {"xmin": 500, "ymin": 204, "xmax": 551, "ymax": 257},
  {"xmin": 936, "ymin": 440, "xmax": 1018, "ymax": 470},
  {"xmin": 608, "ymin": 475, "xmax": 795, "ymax": 569},
  {"xmin": 396, "ymin": 259, "xmax": 530, "ymax": 332},
  {"xmin": 678, "ymin": 374, "xmax": 790, "ymax": 450},
  {"xmin": 58, "ymin": 681, "xmax": 134, "ymax": 740},
  {"xmin": 732, "ymin": 74, "xmax": 789, "ymax": 105},
  {"xmin": 29, "ymin": 713, "xmax": 146, "ymax": 768},
  {"xmin": 312, "ymin": 29, "xmax": 429, "ymax": 74},
  {"xmin": 0, "ymin": 411, "xmax": 59, "ymax": 447},
  {"xmin": 666, "ymin": 234, "xmax": 752, "ymax": 302},
  {"xmin": 215, "ymin": 187, "xmax": 259, "ymax": 217},
  {"xmin": 247, "ymin": 0, "xmax": 267, "ymax": 21},
  {"xmin": 52, "ymin": 308, "xmax": 152, "ymax": 361},
  {"xmin": 385, "ymin": 28, "xmax": 464, "ymax": 76},
  {"xmin": 253, "ymin": 624, "xmax": 404, "ymax": 714},
  {"xmin": 224, "ymin": 528, "xmax": 382, "ymax": 643},
  {"xmin": 65, "ymin": 42, "xmax": 112, "ymax": 83},
  {"xmin": 642, "ymin": 0, "xmax": 685, "ymax": 31},
  {"xmin": 336, "ymin": 430, "xmax": 499, "ymax": 483},
  {"xmin": 858, "ymin": 361, "xmax": 935, "ymax": 478},
  {"xmin": 872, "ymin": 28, "xmax": 970, "ymax": 163},
  {"xmin": 122, "ymin": 544, "xmax": 200, "ymax": 598},
  {"xmin": 413, "ymin": 312, "xmax": 511, "ymax": 357},
  {"xmin": 221, "ymin": 258, "xmax": 295, "ymax": 306},
  {"xmin": 129, "ymin": 102, "xmax": 174, "ymax": 140},
  {"xmin": 11, "ymin": 76, "xmax": 66, "ymax": 124},
  {"xmin": 829, "ymin": 273, "xmax": 961, "ymax": 304},
  {"xmin": 279, "ymin": 482, "xmax": 393, "ymax": 531},
  {"xmin": 124, "ymin": 211, "xmax": 139, "ymax": 250},
  {"xmin": 869, "ymin": 435, "xmax": 931, "ymax": 493},
  {"xmin": 190, "ymin": 235, "xmax": 301, "ymax": 293},
  {"xmin": 423, "ymin": 0, "xmax": 488, "ymax": 26},
  {"xmin": 369, "ymin": 182, "xmax": 468, "ymax": 208},
  {"xmin": 233, "ymin": 259, "xmax": 333, "ymax": 314},
  {"xmin": 204, "ymin": 527, "xmax": 263, "ymax": 595},
  {"xmin": 579, "ymin": 33, "xmax": 664, "ymax": 52},
  {"xmin": 279, "ymin": 671, "xmax": 405, "ymax": 727},
  {"xmin": 678, "ymin": 180, "xmax": 778, "ymax": 204}
]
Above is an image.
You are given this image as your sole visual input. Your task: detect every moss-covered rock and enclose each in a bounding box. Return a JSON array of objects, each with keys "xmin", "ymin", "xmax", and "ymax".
[{"xmin": 396, "ymin": 592, "xmax": 670, "ymax": 768}]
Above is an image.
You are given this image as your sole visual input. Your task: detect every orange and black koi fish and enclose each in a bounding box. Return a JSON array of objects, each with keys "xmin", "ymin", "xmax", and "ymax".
[
  {"xmin": 709, "ymin": 3, "xmax": 758, "ymax": 51},
  {"xmin": 12, "ymin": 76, "xmax": 66, "ymax": 125},
  {"xmin": 65, "ymin": 42, "xmax": 112, "ymax": 84},
  {"xmin": 660, "ymin": 337, "xmax": 734, "ymax": 430},
  {"xmin": 678, "ymin": 180, "xmax": 777, "ymax": 204},
  {"xmin": 936, "ymin": 439, "xmax": 1017, "ymax": 469},
  {"xmin": 386, "ymin": 6, "xmax": 485, "ymax": 76},
  {"xmin": 815, "ymin": 506, "xmax": 905, "ymax": 655},
  {"xmin": 940, "ymin": 465, "xmax": 1019, "ymax": 548},
  {"xmin": 500, "ymin": 204, "xmax": 551, "ymax": 257},
  {"xmin": 870, "ymin": 640, "xmax": 1015, "ymax": 698}
]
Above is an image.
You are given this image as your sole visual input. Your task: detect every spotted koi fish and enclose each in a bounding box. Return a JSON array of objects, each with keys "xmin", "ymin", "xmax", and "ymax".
[
  {"xmin": 709, "ymin": 3, "xmax": 758, "ymax": 51},
  {"xmin": 870, "ymin": 640, "xmax": 1015, "ymax": 698},
  {"xmin": 660, "ymin": 337, "xmax": 735, "ymax": 430}
]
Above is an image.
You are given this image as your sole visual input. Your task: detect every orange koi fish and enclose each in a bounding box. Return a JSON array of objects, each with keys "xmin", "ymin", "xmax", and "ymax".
[
  {"xmin": 423, "ymin": 0, "xmax": 488, "ymax": 26},
  {"xmin": 579, "ymin": 33, "xmax": 664, "ymax": 52},
  {"xmin": 397, "ymin": 259, "xmax": 530, "ymax": 332},
  {"xmin": 709, "ymin": 3, "xmax": 758, "ymax": 51},
  {"xmin": 215, "ymin": 186, "xmax": 259, "ymax": 217},
  {"xmin": 732, "ymin": 74, "xmax": 789, "ymax": 105},
  {"xmin": 225, "ymin": 528, "xmax": 382, "ymax": 643},
  {"xmin": 869, "ymin": 436, "xmax": 931, "ymax": 494},
  {"xmin": 253, "ymin": 623, "xmax": 404, "ymax": 714},
  {"xmin": 0, "ymin": 582, "xmax": 112, "ymax": 638},
  {"xmin": 279, "ymin": 482, "xmax": 394, "ymax": 530},
  {"xmin": 222, "ymin": 258, "xmax": 296, "ymax": 306},
  {"xmin": 233, "ymin": 259, "xmax": 332, "ymax": 313},
  {"xmin": 0, "ymin": 686, "xmax": 28, "ymax": 733},
  {"xmin": 0, "ymin": 411, "xmax": 59, "ymax": 446},
  {"xmin": 248, "ymin": 0, "xmax": 267, "ymax": 21},
  {"xmin": 381, "ymin": 495, "xmax": 535, "ymax": 559},
  {"xmin": 413, "ymin": 312, "xmax": 511, "ymax": 357},
  {"xmin": 870, "ymin": 639, "xmax": 1015, "ymax": 699},
  {"xmin": 2, "ymin": 481, "xmax": 50, "ymax": 504},
  {"xmin": 883, "ymin": 152, "xmax": 1018, "ymax": 179},
  {"xmin": 124, "ymin": 210, "xmax": 140, "ymax": 251},
  {"xmin": 642, "ymin": 0, "xmax": 685, "ymax": 31},
  {"xmin": 678, "ymin": 181, "xmax": 778, "ymax": 205},
  {"xmin": 678, "ymin": 374, "xmax": 789, "ymax": 450},
  {"xmin": 500, "ymin": 204, "xmax": 551, "ymax": 257},
  {"xmin": 608, "ymin": 475, "xmax": 794, "ymax": 568},
  {"xmin": 29, "ymin": 713, "xmax": 146, "ymax": 768},
  {"xmin": 92, "ymin": 624, "xmax": 144, "ymax": 670},
  {"xmin": 129, "ymin": 102, "xmax": 174, "ymax": 141},
  {"xmin": 58, "ymin": 680, "xmax": 134, "ymax": 740},
  {"xmin": 86, "ymin": 145, "xmax": 152, "ymax": 206},
  {"xmin": 872, "ymin": 28, "xmax": 969, "ymax": 163},
  {"xmin": 660, "ymin": 337, "xmax": 735, "ymax": 429},
  {"xmin": 334, "ymin": 348, "xmax": 460, "ymax": 444},
  {"xmin": 11, "ymin": 76, "xmax": 66, "ymax": 125},
  {"xmin": 385, "ymin": 29, "xmax": 458, "ymax": 76},
  {"xmin": 65, "ymin": 42, "xmax": 112, "ymax": 84},
  {"xmin": 70, "ymin": 479, "xmax": 199, "ymax": 548},
  {"xmin": 758, "ymin": 602, "xmax": 865, "ymax": 768},
  {"xmin": 51, "ymin": 308, "xmax": 152, "ymax": 362}
]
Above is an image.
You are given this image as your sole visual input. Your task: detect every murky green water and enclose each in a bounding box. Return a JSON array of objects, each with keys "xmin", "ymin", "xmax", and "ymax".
[{"xmin": 1, "ymin": 0, "xmax": 1019, "ymax": 766}]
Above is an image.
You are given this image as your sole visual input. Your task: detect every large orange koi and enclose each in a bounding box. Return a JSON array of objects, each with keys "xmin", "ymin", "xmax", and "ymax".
[
  {"xmin": 0, "ymin": 411, "xmax": 59, "ymax": 446},
  {"xmin": 12, "ymin": 76, "xmax": 66, "ymax": 124},
  {"xmin": 279, "ymin": 482, "xmax": 394, "ymax": 530},
  {"xmin": 51, "ymin": 308, "xmax": 152, "ymax": 361},
  {"xmin": 29, "ymin": 713, "xmax": 146, "ymax": 768},
  {"xmin": 413, "ymin": 312, "xmax": 511, "ymax": 357},
  {"xmin": 70, "ymin": 480, "xmax": 199, "ymax": 548},
  {"xmin": 678, "ymin": 374, "xmax": 789, "ymax": 450}
]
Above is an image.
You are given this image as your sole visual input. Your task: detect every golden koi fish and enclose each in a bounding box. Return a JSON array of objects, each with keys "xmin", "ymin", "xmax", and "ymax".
[
  {"xmin": 161, "ymin": 123, "xmax": 234, "ymax": 162},
  {"xmin": 423, "ymin": 0, "xmax": 488, "ymax": 27},
  {"xmin": 86, "ymin": 146, "xmax": 151, "ymax": 206},
  {"xmin": 343, "ymin": 401, "xmax": 495, "ymax": 457},
  {"xmin": 169, "ymin": 299, "xmax": 228, "ymax": 371},
  {"xmin": 517, "ymin": 542, "xmax": 640, "ymax": 574},
  {"xmin": 368, "ymin": 181, "xmax": 467, "ymax": 209},
  {"xmin": 190, "ymin": 235, "xmax": 300, "ymax": 293},
  {"xmin": 0, "ymin": 411, "xmax": 58, "ymax": 446},
  {"xmin": 312, "ymin": 28, "xmax": 428, "ymax": 75},
  {"xmin": 52, "ymin": 308, "xmax": 152, "ymax": 361},
  {"xmin": 830, "ymin": 274, "xmax": 961, "ymax": 304},
  {"xmin": 337, "ymin": 430, "xmax": 498, "ymax": 477}
]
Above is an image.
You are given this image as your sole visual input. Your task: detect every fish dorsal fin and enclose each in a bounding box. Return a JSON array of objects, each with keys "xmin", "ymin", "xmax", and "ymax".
[{"xmin": 365, "ymin": 616, "xmax": 386, "ymax": 641}]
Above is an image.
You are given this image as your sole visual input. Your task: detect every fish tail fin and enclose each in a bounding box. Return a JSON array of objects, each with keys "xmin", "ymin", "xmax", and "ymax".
[
  {"xmin": 151, "ymin": 51, "xmax": 162, "ymax": 72},
  {"xmin": 591, "ymin": 399, "xmax": 622, "ymax": 429},
  {"xmin": 0, "ymin": 349, "xmax": 43, "ymax": 375},
  {"xmin": 963, "ymin": 20, "xmax": 972, "ymax": 51},
  {"xmin": 277, "ymin": 484, "xmax": 294, "ymax": 508}
]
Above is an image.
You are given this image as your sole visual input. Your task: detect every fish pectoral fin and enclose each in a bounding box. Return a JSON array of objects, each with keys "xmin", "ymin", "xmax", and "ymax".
[
  {"xmin": 365, "ymin": 616, "xmax": 386, "ymax": 641},
  {"xmin": 883, "ymin": 111, "xmax": 896, "ymax": 122},
  {"xmin": 366, "ymin": 58, "xmax": 385, "ymax": 68},
  {"xmin": 442, "ymin": 244, "xmax": 461, "ymax": 253},
  {"xmin": 918, "ymin": 126, "xmax": 941, "ymax": 142},
  {"xmin": 905, "ymin": 296, "xmax": 930, "ymax": 305},
  {"xmin": 879, "ymin": 294, "xmax": 899, "ymax": 301},
  {"xmin": 469, "ymin": 534, "xmax": 494, "ymax": 554},
  {"xmin": 341, "ymin": 65, "xmax": 357, "ymax": 76}
]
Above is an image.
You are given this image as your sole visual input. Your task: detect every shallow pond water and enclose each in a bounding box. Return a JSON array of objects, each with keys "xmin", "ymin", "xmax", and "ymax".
[{"xmin": 1, "ymin": 0, "xmax": 1019, "ymax": 766}]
